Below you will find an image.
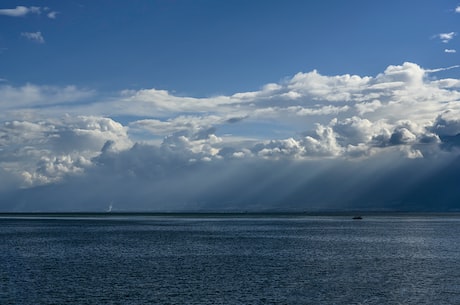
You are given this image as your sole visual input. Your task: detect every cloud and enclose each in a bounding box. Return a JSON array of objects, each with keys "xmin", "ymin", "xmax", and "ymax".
[
  {"xmin": 0, "ymin": 84, "xmax": 95, "ymax": 109},
  {"xmin": 21, "ymin": 32, "xmax": 45, "ymax": 44},
  {"xmin": 47, "ymin": 11, "xmax": 58, "ymax": 19},
  {"xmin": 456, "ymin": 6, "xmax": 460, "ymax": 13},
  {"xmin": 128, "ymin": 115, "xmax": 225, "ymax": 138},
  {"xmin": 437, "ymin": 32, "xmax": 456, "ymax": 43},
  {"xmin": 4, "ymin": 143, "xmax": 459, "ymax": 212},
  {"xmin": 430, "ymin": 110, "xmax": 460, "ymax": 136},
  {"xmin": 1, "ymin": 62, "xmax": 460, "ymax": 211},
  {"xmin": 426, "ymin": 65, "xmax": 460, "ymax": 73},
  {"xmin": 445, "ymin": 49, "xmax": 456, "ymax": 53},
  {"xmin": 355, "ymin": 100, "xmax": 382, "ymax": 115},
  {"xmin": 0, "ymin": 116, "xmax": 131, "ymax": 189},
  {"xmin": 0, "ymin": 6, "xmax": 56, "ymax": 18},
  {"xmin": 0, "ymin": 6, "xmax": 40, "ymax": 17}
]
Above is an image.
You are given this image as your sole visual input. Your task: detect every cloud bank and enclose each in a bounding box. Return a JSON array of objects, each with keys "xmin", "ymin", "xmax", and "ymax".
[{"xmin": 1, "ymin": 62, "xmax": 460, "ymax": 211}]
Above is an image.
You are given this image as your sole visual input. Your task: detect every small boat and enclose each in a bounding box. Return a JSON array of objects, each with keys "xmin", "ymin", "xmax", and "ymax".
[{"xmin": 352, "ymin": 216, "xmax": 363, "ymax": 220}]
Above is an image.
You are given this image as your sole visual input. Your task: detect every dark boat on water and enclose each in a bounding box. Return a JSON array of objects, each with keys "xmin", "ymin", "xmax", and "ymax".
[{"xmin": 352, "ymin": 216, "xmax": 363, "ymax": 220}]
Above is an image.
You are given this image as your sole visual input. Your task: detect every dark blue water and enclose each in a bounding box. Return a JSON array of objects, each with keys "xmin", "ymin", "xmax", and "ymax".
[{"xmin": 1, "ymin": 215, "xmax": 460, "ymax": 304}]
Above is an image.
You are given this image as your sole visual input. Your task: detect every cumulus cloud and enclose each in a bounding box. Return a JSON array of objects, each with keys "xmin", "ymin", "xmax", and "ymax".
[
  {"xmin": 456, "ymin": 6, "xmax": 460, "ymax": 13},
  {"xmin": 355, "ymin": 100, "xmax": 382, "ymax": 115},
  {"xmin": 445, "ymin": 49, "xmax": 456, "ymax": 53},
  {"xmin": 21, "ymin": 32, "xmax": 45, "ymax": 44},
  {"xmin": 430, "ymin": 110, "xmax": 460, "ymax": 136},
  {"xmin": 0, "ymin": 116, "xmax": 131, "ymax": 188},
  {"xmin": 1, "ymin": 62, "xmax": 460, "ymax": 211}
]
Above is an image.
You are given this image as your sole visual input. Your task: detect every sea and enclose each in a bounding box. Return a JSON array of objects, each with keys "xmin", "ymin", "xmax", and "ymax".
[{"xmin": 1, "ymin": 213, "xmax": 460, "ymax": 305}]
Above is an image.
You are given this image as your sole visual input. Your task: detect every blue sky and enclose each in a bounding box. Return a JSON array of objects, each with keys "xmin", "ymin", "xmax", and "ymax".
[
  {"xmin": 1, "ymin": 1, "xmax": 460, "ymax": 211},
  {"xmin": 2, "ymin": 0, "xmax": 459, "ymax": 94}
]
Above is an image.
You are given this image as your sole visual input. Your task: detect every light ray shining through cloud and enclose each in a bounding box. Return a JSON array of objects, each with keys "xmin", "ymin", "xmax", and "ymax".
[{"xmin": 1, "ymin": 1, "xmax": 460, "ymax": 211}]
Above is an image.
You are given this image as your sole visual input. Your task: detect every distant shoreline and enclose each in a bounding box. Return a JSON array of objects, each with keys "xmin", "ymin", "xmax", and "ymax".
[{"xmin": 1, "ymin": 211, "xmax": 460, "ymax": 219}]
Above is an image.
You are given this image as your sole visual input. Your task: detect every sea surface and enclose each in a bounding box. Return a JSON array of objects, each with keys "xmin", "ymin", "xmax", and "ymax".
[{"xmin": 1, "ymin": 214, "xmax": 460, "ymax": 304}]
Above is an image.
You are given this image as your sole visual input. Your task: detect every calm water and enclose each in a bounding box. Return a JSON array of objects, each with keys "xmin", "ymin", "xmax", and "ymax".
[{"xmin": 1, "ymin": 215, "xmax": 460, "ymax": 304}]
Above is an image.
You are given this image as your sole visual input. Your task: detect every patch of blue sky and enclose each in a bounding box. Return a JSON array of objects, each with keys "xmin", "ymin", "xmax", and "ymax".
[{"xmin": 217, "ymin": 120, "xmax": 300, "ymax": 141}]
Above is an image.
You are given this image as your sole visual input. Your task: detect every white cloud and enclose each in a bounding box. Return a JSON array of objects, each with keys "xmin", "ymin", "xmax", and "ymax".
[
  {"xmin": 287, "ymin": 69, "xmax": 371, "ymax": 102},
  {"xmin": 0, "ymin": 116, "xmax": 131, "ymax": 188},
  {"xmin": 445, "ymin": 49, "xmax": 456, "ymax": 53},
  {"xmin": 129, "ymin": 115, "xmax": 225, "ymax": 137},
  {"xmin": 0, "ymin": 84, "xmax": 94, "ymax": 118},
  {"xmin": 375, "ymin": 62, "xmax": 425, "ymax": 86},
  {"xmin": 0, "ymin": 6, "xmax": 56, "ymax": 18},
  {"xmin": 52, "ymin": 62, "xmax": 454, "ymax": 130},
  {"xmin": 0, "ymin": 6, "xmax": 40, "ymax": 17},
  {"xmin": 431, "ymin": 78, "xmax": 460, "ymax": 88},
  {"xmin": 456, "ymin": 6, "xmax": 460, "ymax": 13},
  {"xmin": 293, "ymin": 105, "xmax": 350, "ymax": 116},
  {"xmin": 426, "ymin": 65, "xmax": 460, "ymax": 73},
  {"xmin": 1, "ymin": 62, "xmax": 460, "ymax": 211},
  {"xmin": 47, "ymin": 11, "xmax": 58, "ymax": 19},
  {"xmin": 355, "ymin": 100, "xmax": 382, "ymax": 115},
  {"xmin": 430, "ymin": 110, "xmax": 460, "ymax": 136},
  {"xmin": 438, "ymin": 32, "xmax": 456, "ymax": 43},
  {"xmin": 21, "ymin": 32, "xmax": 45, "ymax": 44}
]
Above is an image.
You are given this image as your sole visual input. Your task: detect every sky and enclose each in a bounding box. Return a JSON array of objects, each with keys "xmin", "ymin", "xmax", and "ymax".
[{"xmin": 0, "ymin": 0, "xmax": 460, "ymax": 212}]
